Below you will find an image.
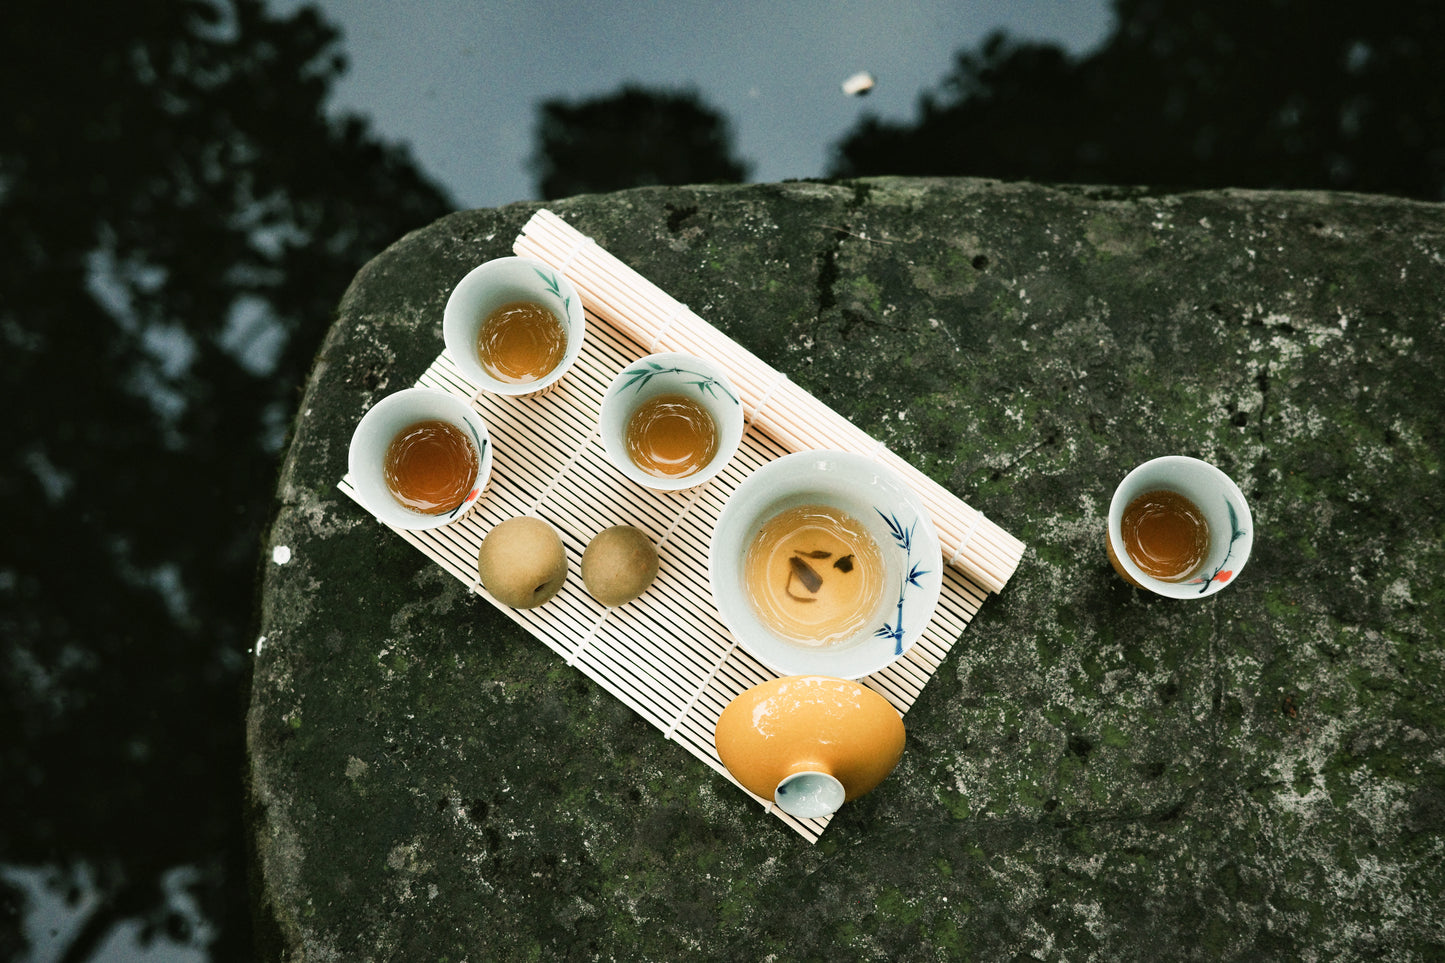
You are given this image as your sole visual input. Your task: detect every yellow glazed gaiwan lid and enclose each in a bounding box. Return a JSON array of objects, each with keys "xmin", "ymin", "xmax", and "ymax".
[{"xmin": 713, "ymin": 675, "xmax": 906, "ymax": 819}]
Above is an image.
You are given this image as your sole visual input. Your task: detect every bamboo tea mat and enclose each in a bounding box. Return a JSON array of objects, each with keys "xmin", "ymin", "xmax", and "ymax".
[{"xmin": 338, "ymin": 211, "xmax": 1024, "ymax": 842}]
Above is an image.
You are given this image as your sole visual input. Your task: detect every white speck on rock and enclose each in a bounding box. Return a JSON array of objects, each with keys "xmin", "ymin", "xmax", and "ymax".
[{"xmin": 273, "ymin": 545, "xmax": 291, "ymax": 565}]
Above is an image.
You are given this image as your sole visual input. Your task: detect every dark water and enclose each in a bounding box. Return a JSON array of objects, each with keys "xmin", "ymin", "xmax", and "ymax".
[
  {"xmin": 0, "ymin": 2, "xmax": 452, "ymax": 959},
  {"xmin": 3, "ymin": 1, "xmax": 1438, "ymax": 959}
]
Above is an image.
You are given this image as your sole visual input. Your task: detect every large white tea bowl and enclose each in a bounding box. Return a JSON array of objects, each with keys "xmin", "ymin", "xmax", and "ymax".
[{"xmin": 708, "ymin": 450, "xmax": 943, "ymax": 679}]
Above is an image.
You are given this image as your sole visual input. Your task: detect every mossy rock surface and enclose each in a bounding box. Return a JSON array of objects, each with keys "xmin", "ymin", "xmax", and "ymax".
[{"xmin": 248, "ymin": 178, "xmax": 1445, "ymax": 962}]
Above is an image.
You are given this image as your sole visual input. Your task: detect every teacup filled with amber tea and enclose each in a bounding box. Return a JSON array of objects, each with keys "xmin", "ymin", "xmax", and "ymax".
[
  {"xmin": 347, "ymin": 387, "xmax": 493, "ymax": 530},
  {"xmin": 443, "ymin": 256, "xmax": 585, "ymax": 397},
  {"xmin": 709, "ymin": 450, "xmax": 943, "ymax": 679},
  {"xmin": 1106, "ymin": 455, "xmax": 1253, "ymax": 598},
  {"xmin": 599, "ymin": 351, "xmax": 743, "ymax": 492}
]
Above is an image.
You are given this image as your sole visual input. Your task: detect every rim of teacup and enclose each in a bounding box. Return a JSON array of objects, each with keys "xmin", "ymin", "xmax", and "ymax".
[
  {"xmin": 598, "ymin": 351, "xmax": 744, "ymax": 492},
  {"xmin": 1107, "ymin": 455, "xmax": 1253, "ymax": 599},
  {"xmin": 442, "ymin": 255, "xmax": 586, "ymax": 397},
  {"xmin": 347, "ymin": 387, "xmax": 493, "ymax": 531}
]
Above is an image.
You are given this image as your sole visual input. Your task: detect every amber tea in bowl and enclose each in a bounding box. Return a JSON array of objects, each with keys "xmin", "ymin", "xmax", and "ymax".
[
  {"xmin": 475, "ymin": 299, "xmax": 568, "ymax": 385},
  {"xmin": 600, "ymin": 352, "xmax": 743, "ymax": 492},
  {"xmin": 348, "ymin": 387, "xmax": 493, "ymax": 531},
  {"xmin": 1107, "ymin": 455, "xmax": 1253, "ymax": 598},
  {"xmin": 624, "ymin": 392, "xmax": 719, "ymax": 479},
  {"xmin": 383, "ymin": 418, "xmax": 479, "ymax": 514},
  {"xmin": 1119, "ymin": 488, "xmax": 1210, "ymax": 581},
  {"xmin": 709, "ymin": 450, "xmax": 943, "ymax": 679},
  {"xmin": 443, "ymin": 256, "xmax": 585, "ymax": 397},
  {"xmin": 742, "ymin": 503, "xmax": 887, "ymax": 648}
]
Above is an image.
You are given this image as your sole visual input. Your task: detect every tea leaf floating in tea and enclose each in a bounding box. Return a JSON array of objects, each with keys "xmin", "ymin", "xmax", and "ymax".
[
  {"xmin": 787, "ymin": 555, "xmax": 824, "ymax": 595},
  {"xmin": 744, "ymin": 505, "xmax": 886, "ymax": 647}
]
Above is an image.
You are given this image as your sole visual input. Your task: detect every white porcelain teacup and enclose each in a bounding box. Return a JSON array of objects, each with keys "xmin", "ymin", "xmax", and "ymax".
[
  {"xmin": 1106, "ymin": 455, "xmax": 1253, "ymax": 598},
  {"xmin": 598, "ymin": 351, "xmax": 744, "ymax": 492},
  {"xmin": 442, "ymin": 256, "xmax": 585, "ymax": 397},
  {"xmin": 347, "ymin": 387, "xmax": 493, "ymax": 530}
]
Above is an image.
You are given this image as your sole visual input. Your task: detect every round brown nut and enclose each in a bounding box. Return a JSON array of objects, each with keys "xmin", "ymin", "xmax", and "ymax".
[
  {"xmin": 477, "ymin": 516, "xmax": 568, "ymax": 609},
  {"xmin": 581, "ymin": 525, "xmax": 659, "ymax": 606}
]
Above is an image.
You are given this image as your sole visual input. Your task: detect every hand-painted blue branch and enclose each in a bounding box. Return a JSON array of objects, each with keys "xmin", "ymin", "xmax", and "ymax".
[
  {"xmin": 687, "ymin": 378, "xmax": 740, "ymax": 404},
  {"xmin": 461, "ymin": 422, "xmax": 487, "ymax": 462},
  {"xmin": 620, "ymin": 364, "xmax": 738, "ymax": 404},
  {"xmin": 446, "ymin": 432, "xmax": 488, "ymax": 518},
  {"xmin": 533, "ymin": 267, "xmax": 572, "ymax": 317},
  {"xmin": 906, "ymin": 561, "xmax": 931, "ymax": 588},
  {"xmin": 872, "ymin": 507, "xmax": 923, "ymax": 653},
  {"xmin": 880, "ymin": 589, "xmax": 906, "ymax": 654},
  {"xmin": 874, "ymin": 605, "xmax": 905, "ymax": 653},
  {"xmin": 535, "ymin": 267, "xmax": 561, "ymax": 298},
  {"xmin": 1190, "ymin": 497, "xmax": 1248, "ymax": 593},
  {"xmin": 620, "ymin": 364, "xmax": 663, "ymax": 391},
  {"xmin": 711, "ymin": 379, "xmax": 739, "ymax": 404},
  {"xmin": 876, "ymin": 510, "xmax": 916, "ymax": 552}
]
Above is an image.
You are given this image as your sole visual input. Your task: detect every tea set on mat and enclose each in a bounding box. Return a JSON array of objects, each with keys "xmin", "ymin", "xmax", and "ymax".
[{"xmin": 347, "ymin": 253, "xmax": 1253, "ymax": 821}]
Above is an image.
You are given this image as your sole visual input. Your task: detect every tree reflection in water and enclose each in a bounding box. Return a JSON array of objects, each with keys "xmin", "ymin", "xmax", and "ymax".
[
  {"xmin": 0, "ymin": 1, "xmax": 451, "ymax": 959},
  {"xmin": 831, "ymin": 1, "xmax": 1445, "ymax": 200}
]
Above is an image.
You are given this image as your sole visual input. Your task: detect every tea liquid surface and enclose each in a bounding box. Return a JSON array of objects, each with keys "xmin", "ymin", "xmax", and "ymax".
[
  {"xmin": 383, "ymin": 419, "xmax": 477, "ymax": 514},
  {"xmin": 1121, "ymin": 488, "xmax": 1210, "ymax": 581},
  {"xmin": 624, "ymin": 393, "xmax": 718, "ymax": 479},
  {"xmin": 743, "ymin": 504, "xmax": 885, "ymax": 647},
  {"xmin": 476, "ymin": 300, "xmax": 566, "ymax": 384}
]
